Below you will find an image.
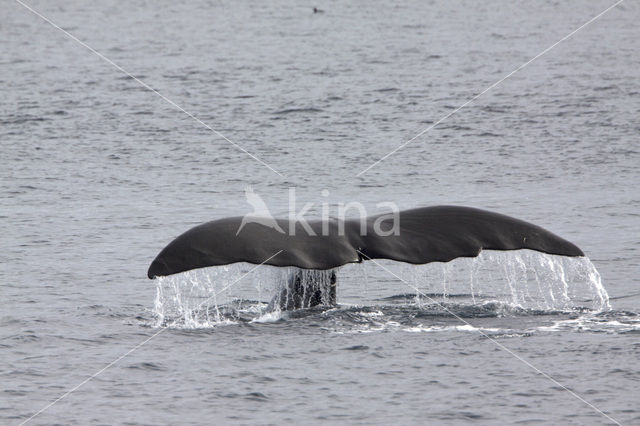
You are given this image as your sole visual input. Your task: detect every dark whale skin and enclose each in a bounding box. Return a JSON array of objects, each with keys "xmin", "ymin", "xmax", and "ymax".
[{"xmin": 147, "ymin": 206, "xmax": 584, "ymax": 279}]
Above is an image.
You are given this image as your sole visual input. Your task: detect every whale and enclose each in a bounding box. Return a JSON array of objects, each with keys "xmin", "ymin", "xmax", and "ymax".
[{"xmin": 147, "ymin": 205, "xmax": 584, "ymax": 309}]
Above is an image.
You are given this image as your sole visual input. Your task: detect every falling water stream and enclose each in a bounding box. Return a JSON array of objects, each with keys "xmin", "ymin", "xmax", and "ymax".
[{"xmin": 153, "ymin": 250, "xmax": 610, "ymax": 329}]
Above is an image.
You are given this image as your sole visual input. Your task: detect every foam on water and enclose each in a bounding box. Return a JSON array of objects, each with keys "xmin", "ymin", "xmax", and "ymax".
[
  {"xmin": 538, "ymin": 311, "xmax": 640, "ymax": 333},
  {"xmin": 251, "ymin": 310, "xmax": 287, "ymax": 323},
  {"xmin": 152, "ymin": 250, "xmax": 610, "ymax": 328}
]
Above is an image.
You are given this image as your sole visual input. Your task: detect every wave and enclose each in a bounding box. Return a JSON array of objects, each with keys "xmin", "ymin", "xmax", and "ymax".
[
  {"xmin": 145, "ymin": 301, "xmax": 639, "ymax": 338},
  {"xmin": 272, "ymin": 107, "xmax": 323, "ymax": 115}
]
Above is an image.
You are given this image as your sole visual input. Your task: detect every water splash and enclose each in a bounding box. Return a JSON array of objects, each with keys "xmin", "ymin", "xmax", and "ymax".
[
  {"xmin": 153, "ymin": 264, "xmax": 289, "ymax": 328},
  {"xmin": 340, "ymin": 250, "xmax": 610, "ymax": 312},
  {"xmin": 152, "ymin": 250, "xmax": 610, "ymax": 328}
]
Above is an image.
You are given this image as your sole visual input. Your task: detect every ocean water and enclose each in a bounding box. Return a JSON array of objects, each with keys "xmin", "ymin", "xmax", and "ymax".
[{"xmin": 2, "ymin": 0, "xmax": 639, "ymax": 424}]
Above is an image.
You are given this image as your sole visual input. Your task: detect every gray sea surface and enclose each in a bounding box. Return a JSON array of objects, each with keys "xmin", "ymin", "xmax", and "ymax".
[{"xmin": 2, "ymin": 0, "xmax": 639, "ymax": 424}]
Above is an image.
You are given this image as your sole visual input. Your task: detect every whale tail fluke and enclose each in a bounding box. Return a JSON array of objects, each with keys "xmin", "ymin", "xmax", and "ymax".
[{"xmin": 148, "ymin": 205, "xmax": 584, "ymax": 280}]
